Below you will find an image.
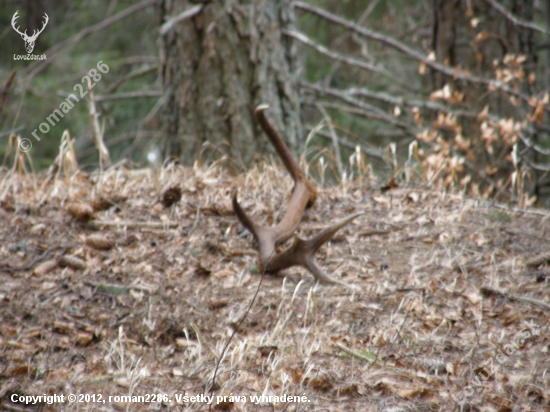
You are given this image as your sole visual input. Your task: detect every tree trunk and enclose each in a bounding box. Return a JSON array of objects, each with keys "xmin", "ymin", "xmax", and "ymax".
[{"xmin": 159, "ymin": 0, "xmax": 302, "ymax": 168}]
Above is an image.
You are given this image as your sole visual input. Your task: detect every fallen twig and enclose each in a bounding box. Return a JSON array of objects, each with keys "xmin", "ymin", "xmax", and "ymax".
[
  {"xmin": 481, "ymin": 286, "xmax": 550, "ymax": 312},
  {"xmin": 525, "ymin": 252, "xmax": 550, "ymax": 268},
  {"xmin": 84, "ymin": 281, "xmax": 156, "ymax": 294},
  {"xmin": 335, "ymin": 342, "xmax": 377, "ymax": 364},
  {"xmin": 86, "ymin": 220, "xmax": 178, "ymax": 229},
  {"xmin": 358, "ymin": 229, "xmax": 391, "ymax": 237},
  {"xmin": 0, "ymin": 246, "xmax": 57, "ymax": 273},
  {"xmin": 187, "ymin": 204, "xmax": 201, "ymax": 236}
]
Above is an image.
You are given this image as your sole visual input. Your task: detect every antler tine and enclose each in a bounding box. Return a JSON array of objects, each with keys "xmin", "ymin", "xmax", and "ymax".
[
  {"xmin": 297, "ymin": 212, "xmax": 364, "ymax": 258},
  {"xmin": 264, "ymin": 212, "xmax": 364, "ymax": 285},
  {"xmin": 232, "ymin": 105, "xmax": 361, "ymax": 285},
  {"xmin": 231, "ymin": 189, "xmax": 277, "ymax": 264}
]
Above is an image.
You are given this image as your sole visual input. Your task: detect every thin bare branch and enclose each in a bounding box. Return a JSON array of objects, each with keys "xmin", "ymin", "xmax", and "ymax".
[
  {"xmin": 86, "ymin": 78, "xmax": 110, "ymax": 169},
  {"xmin": 304, "ymin": 120, "xmax": 388, "ymax": 161},
  {"xmin": 315, "ymin": 103, "xmax": 344, "ymax": 177},
  {"xmin": 302, "ymin": 81, "xmax": 415, "ymax": 132},
  {"xmin": 95, "ymin": 91, "xmax": 163, "ymax": 102},
  {"xmin": 521, "ymin": 157, "xmax": 550, "ymax": 172},
  {"xmin": 293, "ymin": 1, "xmax": 538, "ymax": 106},
  {"xmin": 283, "ymin": 30, "xmax": 380, "ymax": 74},
  {"xmin": 159, "ymin": 4, "xmax": 203, "ymax": 35},
  {"xmin": 107, "ymin": 65, "xmax": 158, "ymax": 94},
  {"xmin": 485, "ymin": 0, "xmax": 550, "ymax": 35},
  {"xmin": 517, "ymin": 130, "xmax": 550, "ymax": 157},
  {"xmin": 285, "ymin": 29, "xmax": 421, "ymax": 92}
]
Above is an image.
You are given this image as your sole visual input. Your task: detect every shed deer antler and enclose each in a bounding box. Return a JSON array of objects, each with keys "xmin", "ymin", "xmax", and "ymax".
[{"xmin": 232, "ymin": 105, "xmax": 362, "ymax": 285}]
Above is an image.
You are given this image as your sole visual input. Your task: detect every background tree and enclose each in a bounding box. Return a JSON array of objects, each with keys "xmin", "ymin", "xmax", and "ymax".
[
  {"xmin": 159, "ymin": 0, "xmax": 302, "ymax": 168},
  {"xmin": 430, "ymin": 0, "xmax": 544, "ymax": 201},
  {"xmin": 290, "ymin": 0, "xmax": 550, "ymax": 206}
]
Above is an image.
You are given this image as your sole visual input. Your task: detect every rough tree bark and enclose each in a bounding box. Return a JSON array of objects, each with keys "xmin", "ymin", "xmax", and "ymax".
[{"xmin": 159, "ymin": 0, "xmax": 302, "ymax": 168}]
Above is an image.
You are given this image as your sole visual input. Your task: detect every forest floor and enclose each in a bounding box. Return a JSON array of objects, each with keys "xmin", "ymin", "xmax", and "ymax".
[{"xmin": 0, "ymin": 162, "xmax": 549, "ymax": 412}]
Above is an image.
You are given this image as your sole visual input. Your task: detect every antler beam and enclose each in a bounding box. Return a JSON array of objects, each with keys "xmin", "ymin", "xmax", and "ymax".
[{"xmin": 232, "ymin": 105, "xmax": 362, "ymax": 285}]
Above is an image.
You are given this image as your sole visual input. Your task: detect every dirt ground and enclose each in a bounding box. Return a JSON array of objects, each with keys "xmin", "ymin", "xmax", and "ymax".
[{"xmin": 0, "ymin": 162, "xmax": 549, "ymax": 411}]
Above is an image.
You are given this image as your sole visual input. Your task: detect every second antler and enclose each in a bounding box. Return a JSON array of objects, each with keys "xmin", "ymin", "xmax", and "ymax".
[{"xmin": 232, "ymin": 104, "xmax": 362, "ymax": 285}]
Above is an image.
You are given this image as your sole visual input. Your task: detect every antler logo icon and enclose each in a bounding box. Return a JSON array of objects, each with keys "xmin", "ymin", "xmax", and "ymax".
[{"xmin": 12, "ymin": 10, "xmax": 49, "ymax": 54}]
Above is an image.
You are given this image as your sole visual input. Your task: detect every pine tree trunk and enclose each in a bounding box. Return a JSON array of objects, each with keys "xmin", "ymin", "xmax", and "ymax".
[{"xmin": 159, "ymin": 0, "xmax": 302, "ymax": 168}]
